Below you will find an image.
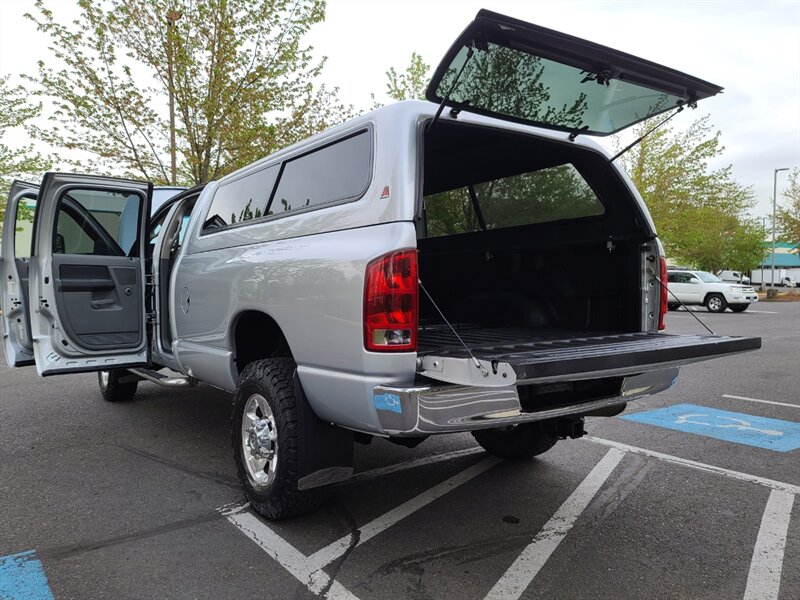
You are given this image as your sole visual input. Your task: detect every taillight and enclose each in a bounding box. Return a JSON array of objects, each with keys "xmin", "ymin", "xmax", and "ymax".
[
  {"xmin": 364, "ymin": 249, "xmax": 418, "ymax": 352},
  {"xmin": 658, "ymin": 256, "xmax": 668, "ymax": 331}
]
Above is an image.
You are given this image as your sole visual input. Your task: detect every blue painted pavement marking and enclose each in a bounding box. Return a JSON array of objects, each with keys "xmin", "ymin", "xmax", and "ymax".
[
  {"xmin": 621, "ymin": 403, "xmax": 800, "ymax": 452},
  {"xmin": 0, "ymin": 551, "xmax": 55, "ymax": 600}
]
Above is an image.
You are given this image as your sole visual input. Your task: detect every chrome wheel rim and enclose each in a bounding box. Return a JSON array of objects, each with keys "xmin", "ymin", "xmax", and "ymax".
[
  {"xmin": 241, "ymin": 393, "xmax": 278, "ymax": 489},
  {"xmin": 99, "ymin": 371, "xmax": 109, "ymax": 389},
  {"xmin": 708, "ymin": 297, "xmax": 722, "ymax": 311}
]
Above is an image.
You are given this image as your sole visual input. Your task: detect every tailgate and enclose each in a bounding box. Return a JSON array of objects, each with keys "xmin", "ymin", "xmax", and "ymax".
[{"xmin": 418, "ymin": 331, "xmax": 760, "ymax": 385}]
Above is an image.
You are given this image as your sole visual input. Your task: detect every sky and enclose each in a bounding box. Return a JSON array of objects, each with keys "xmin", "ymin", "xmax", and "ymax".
[{"xmin": 1, "ymin": 0, "xmax": 798, "ymax": 219}]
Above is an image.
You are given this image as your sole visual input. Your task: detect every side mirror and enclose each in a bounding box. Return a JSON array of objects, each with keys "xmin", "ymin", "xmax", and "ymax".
[{"xmin": 689, "ymin": 277, "xmax": 701, "ymax": 284}]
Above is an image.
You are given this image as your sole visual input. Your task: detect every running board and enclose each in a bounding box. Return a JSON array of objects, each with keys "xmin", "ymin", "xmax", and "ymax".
[{"xmin": 127, "ymin": 368, "xmax": 197, "ymax": 388}]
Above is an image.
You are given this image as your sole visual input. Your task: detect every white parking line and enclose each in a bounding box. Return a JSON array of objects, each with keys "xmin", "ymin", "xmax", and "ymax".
[
  {"xmin": 227, "ymin": 455, "xmax": 500, "ymax": 597},
  {"xmin": 743, "ymin": 490, "xmax": 796, "ymax": 600},
  {"xmin": 307, "ymin": 456, "xmax": 501, "ymax": 570},
  {"xmin": 722, "ymin": 394, "xmax": 800, "ymax": 409},
  {"xmin": 483, "ymin": 448, "xmax": 625, "ymax": 600},
  {"xmin": 746, "ymin": 310, "xmax": 779, "ymax": 314},
  {"xmin": 585, "ymin": 437, "xmax": 800, "ymax": 495},
  {"xmin": 227, "ymin": 511, "xmax": 361, "ymax": 599}
]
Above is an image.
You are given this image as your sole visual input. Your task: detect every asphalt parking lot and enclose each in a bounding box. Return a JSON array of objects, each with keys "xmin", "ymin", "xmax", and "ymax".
[{"xmin": 1, "ymin": 303, "xmax": 798, "ymax": 600}]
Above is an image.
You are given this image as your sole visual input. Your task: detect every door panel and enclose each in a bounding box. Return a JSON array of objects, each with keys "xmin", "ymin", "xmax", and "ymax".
[
  {"xmin": 29, "ymin": 173, "xmax": 152, "ymax": 375},
  {"xmin": 52, "ymin": 256, "xmax": 143, "ymax": 350},
  {"xmin": 1, "ymin": 181, "xmax": 39, "ymax": 366}
]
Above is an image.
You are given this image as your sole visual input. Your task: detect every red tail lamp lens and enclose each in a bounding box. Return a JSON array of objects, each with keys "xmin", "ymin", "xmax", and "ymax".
[
  {"xmin": 364, "ymin": 250, "xmax": 418, "ymax": 352},
  {"xmin": 658, "ymin": 256, "xmax": 668, "ymax": 331}
]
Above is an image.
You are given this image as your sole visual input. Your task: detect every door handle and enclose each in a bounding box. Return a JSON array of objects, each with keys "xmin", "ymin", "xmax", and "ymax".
[{"xmin": 90, "ymin": 299, "xmax": 115, "ymax": 308}]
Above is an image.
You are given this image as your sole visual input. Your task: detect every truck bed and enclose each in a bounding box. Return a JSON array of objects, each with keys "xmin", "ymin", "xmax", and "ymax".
[{"xmin": 417, "ymin": 324, "xmax": 761, "ymax": 383}]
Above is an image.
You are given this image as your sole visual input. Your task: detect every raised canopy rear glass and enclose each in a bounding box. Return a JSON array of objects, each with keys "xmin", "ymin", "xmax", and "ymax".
[
  {"xmin": 436, "ymin": 44, "xmax": 684, "ymax": 135},
  {"xmin": 427, "ymin": 10, "xmax": 722, "ymax": 136}
]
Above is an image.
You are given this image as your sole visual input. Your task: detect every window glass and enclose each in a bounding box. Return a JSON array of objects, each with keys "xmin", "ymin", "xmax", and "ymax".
[
  {"xmin": 667, "ymin": 273, "xmax": 678, "ymax": 283},
  {"xmin": 203, "ymin": 165, "xmax": 279, "ymax": 232},
  {"xmin": 270, "ymin": 131, "xmax": 371, "ymax": 215},
  {"xmin": 695, "ymin": 271, "xmax": 721, "ymax": 283},
  {"xmin": 14, "ymin": 196, "xmax": 36, "ymax": 258},
  {"xmin": 433, "ymin": 43, "xmax": 682, "ymax": 135},
  {"xmin": 54, "ymin": 189, "xmax": 141, "ymax": 257},
  {"xmin": 424, "ymin": 163, "xmax": 603, "ymax": 237}
]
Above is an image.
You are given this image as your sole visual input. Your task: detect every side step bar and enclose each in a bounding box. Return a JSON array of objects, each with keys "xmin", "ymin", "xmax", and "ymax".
[{"xmin": 127, "ymin": 368, "xmax": 197, "ymax": 388}]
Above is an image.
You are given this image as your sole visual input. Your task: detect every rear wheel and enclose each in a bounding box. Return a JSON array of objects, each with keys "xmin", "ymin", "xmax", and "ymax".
[
  {"xmin": 730, "ymin": 304, "xmax": 749, "ymax": 313},
  {"xmin": 231, "ymin": 358, "xmax": 319, "ymax": 519},
  {"xmin": 98, "ymin": 369, "xmax": 138, "ymax": 402},
  {"xmin": 667, "ymin": 303, "xmax": 680, "ymax": 311},
  {"xmin": 706, "ymin": 293, "xmax": 727, "ymax": 313},
  {"xmin": 472, "ymin": 423, "xmax": 558, "ymax": 459}
]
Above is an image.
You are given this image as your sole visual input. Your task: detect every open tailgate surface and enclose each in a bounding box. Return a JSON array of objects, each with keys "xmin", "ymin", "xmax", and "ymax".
[{"xmin": 418, "ymin": 328, "xmax": 761, "ymax": 383}]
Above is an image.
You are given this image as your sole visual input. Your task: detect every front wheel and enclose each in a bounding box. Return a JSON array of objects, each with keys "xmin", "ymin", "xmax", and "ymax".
[
  {"xmin": 706, "ymin": 293, "xmax": 728, "ymax": 313},
  {"xmin": 98, "ymin": 370, "xmax": 138, "ymax": 402},
  {"xmin": 730, "ymin": 304, "xmax": 749, "ymax": 313},
  {"xmin": 231, "ymin": 358, "xmax": 319, "ymax": 520},
  {"xmin": 472, "ymin": 423, "xmax": 558, "ymax": 459}
]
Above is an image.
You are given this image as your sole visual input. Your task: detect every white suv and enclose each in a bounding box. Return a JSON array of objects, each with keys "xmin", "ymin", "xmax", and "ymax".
[{"xmin": 667, "ymin": 269, "xmax": 758, "ymax": 313}]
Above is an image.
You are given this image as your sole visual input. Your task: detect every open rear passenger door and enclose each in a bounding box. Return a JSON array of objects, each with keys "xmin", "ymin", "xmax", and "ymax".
[
  {"xmin": 1, "ymin": 181, "xmax": 40, "ymax": 366},
  {"xmin": 28, "ymin": 173, "xmax": 152, "ymax": 375}
]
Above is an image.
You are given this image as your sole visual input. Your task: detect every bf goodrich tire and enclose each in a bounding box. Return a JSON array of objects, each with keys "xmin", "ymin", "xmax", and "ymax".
[
  {"xmin": 706, "ymin": 293, "xmax": 728, "ymax": 313},
  {"xmin": 98, "ymin": 370, "xmax": 138, "ymax": 402},
  {"xmin": 231, "ymin": 358, "xmax": 319, "ymax": 520},
  {"xmin": 730, "ymin": 304, "xmax": 749, "ymax": 313},
  {"xmin": 472, "ymin": 423, "xmax": 558, "ymax": 460}
]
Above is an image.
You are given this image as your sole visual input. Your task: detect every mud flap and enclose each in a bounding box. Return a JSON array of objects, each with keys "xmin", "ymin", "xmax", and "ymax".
[{"xmin": 294, "ymin": 377, "xmax": 354, "ymax": 490}]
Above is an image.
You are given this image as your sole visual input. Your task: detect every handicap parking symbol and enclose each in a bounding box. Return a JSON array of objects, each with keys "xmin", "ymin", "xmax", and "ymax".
[{"xmin": 621, "ymin": 403, "xmax": 800, "ymax": 452}]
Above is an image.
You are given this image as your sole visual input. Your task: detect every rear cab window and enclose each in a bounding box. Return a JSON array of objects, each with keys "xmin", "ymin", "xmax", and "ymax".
[{"xmin": 424, "ymin": 163, "xmax": 604, "ymax": 237}]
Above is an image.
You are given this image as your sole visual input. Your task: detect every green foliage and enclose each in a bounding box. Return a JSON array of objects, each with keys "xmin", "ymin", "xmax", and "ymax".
[
  {"xmin": 385, "ymin": 52, "xmax": 430, "ymax": 102},
  {"xmin": 0, "ymin": 75, "xmax": 53, "ymax": 228},
  {"xmin": 620, "ymin": 116, "xmax": 764, "ymax": 273},
  {"xmin": 776, "ymin": 169, "xmax": 800, "ymax": 249},
  {"xmin": 371, "ymin": 52, "xmax": 430, "ymax": 107},
  {"xmin": 25, "ymin": 0, "xmax": 353, "ymax": 186}
]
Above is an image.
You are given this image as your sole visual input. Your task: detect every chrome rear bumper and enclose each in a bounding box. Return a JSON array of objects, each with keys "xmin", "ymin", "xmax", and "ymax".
[{"xmin": 373, "ymin": 368, "xmax": 678, "ymax": 436}]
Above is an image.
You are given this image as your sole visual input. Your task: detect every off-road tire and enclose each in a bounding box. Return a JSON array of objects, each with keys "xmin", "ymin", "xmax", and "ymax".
[
  {"xmin": 231, "ymin": 358, "xmax": 319, "ymax": 520},
  {"xmin": 706, "ymin": 293, "xmax": 727, "ymax": 313},
  {"xmin": 98, "ymin": 370, "xmax": 138, "ymax": 402},
  {"xmin": 730, "ymin": 304, "xmax": 749, "ymax": 313},
  {"xmin": 472, "ymin": 423, "xmax": 558, "ymax": 460}
]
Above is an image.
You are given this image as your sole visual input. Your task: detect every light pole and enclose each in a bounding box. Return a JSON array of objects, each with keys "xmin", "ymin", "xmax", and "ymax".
[{"xmin": 771, "ymin": 167, "xmax": 790, "ymax": 288}]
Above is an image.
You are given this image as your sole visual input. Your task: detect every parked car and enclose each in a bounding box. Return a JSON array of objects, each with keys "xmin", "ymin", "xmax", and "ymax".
[
  {"xmin": 667, "ymin": 269, "xmax": 758, "ymax": 312},
  {"xmin": 717, "ymin": 270, "xmax": 750, "ymax": 285},
  {"xmin": 1, "ymin": 10, "xmax": 761, "ymax": 519}
]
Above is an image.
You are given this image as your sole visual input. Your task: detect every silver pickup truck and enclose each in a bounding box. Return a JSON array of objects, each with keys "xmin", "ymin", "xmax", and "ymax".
[{"xmin": 2, "ymin": 10, "xmax": 760, "ymax": 519}]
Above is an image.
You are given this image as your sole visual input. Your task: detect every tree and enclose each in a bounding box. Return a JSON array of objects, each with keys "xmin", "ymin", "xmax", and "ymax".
[
  {"xmin": 25, "ymin": 0, "xmax": 352, "ymax": 186},
  {"xmin": 619, "ymin": 116, "xmax": 764, "ymax": 272},
  {"xmin": 0, "ymin": 75, "xmax": 54, "ymax": 230},
  {"xmin": 776, "ymin": 169, "xmax": 800, "ymax": 249},
  {"xmin": 370, "ymin": 52, "xmax": 430, "ymax": 108},
  {"xmin": 385, "ymin": 52, "xmax": 430, "ymax": 102}
]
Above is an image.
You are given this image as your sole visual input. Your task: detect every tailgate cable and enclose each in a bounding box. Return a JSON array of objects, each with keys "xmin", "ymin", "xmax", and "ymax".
[
  {"xmin": 418, "ymin": 279, "xmax": 490, "ymax": 377},
  {"xmin": 648, "ymin": 267, "xmax": 716, "ymax": 335}
]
